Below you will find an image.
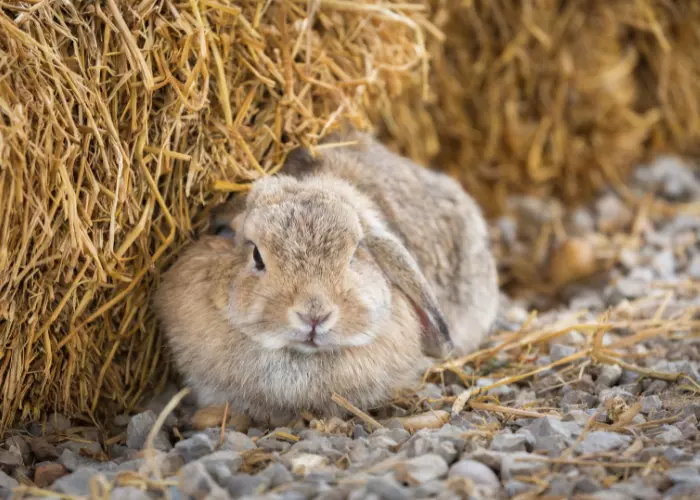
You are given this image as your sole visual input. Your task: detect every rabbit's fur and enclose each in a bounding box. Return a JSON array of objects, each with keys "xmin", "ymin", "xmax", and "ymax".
[{"xmin": 154, "ymin": 131, "xmax": 498, "ymax": 423}]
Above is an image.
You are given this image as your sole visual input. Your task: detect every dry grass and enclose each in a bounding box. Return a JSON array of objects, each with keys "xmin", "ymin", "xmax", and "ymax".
[
  {"xmin": 373, "ymin": 1, "xmax": 700, "ymax": 215},
  {"xmin": 1, "ymin": 0, "xmax": 699, "ymax": 433},
  {"xmin": 0, "ymin": 1, "xmax": 434, "ymax": 431}
]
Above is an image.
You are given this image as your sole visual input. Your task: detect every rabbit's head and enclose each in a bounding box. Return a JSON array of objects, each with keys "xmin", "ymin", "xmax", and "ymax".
[{"xmin": 216, "ymin": 173, "xmax": 450, "ymax": 356}]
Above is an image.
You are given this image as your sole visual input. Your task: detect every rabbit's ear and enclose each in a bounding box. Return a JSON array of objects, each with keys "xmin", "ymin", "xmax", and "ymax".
[
  {"xmin": 281, "ymin": 146, "xmax": 321, "ymax": 179},
  {"xmin": 365, "ymin": 229, "xmax": 452, "ymax": 358}
]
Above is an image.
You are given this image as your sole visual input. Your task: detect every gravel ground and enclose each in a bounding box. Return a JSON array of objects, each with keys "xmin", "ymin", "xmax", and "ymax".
[{"xmin": 2, "ymin": 156, "xmax": 700, "ymax": 499}]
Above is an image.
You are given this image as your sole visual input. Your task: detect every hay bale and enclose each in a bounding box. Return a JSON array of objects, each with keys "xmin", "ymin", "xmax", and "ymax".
[
  {"xmin": 373, "ymin": 0, "xmax": 700, "ymax": 215},
  {"xmin": 0, "ymin": 1, "xmax": 431, "ymax": 429}
]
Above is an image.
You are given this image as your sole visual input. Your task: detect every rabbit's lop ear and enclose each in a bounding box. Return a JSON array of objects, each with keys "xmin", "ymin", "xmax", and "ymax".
[{"xmin": 365, "ymin": 229, "xmax": 452, "ymax": 358}]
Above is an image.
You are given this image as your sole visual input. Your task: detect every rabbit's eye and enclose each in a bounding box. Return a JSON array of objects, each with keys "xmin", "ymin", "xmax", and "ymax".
[{"xmin": 253, "ymin": 245, "xmax": 265, "ymax": 272}]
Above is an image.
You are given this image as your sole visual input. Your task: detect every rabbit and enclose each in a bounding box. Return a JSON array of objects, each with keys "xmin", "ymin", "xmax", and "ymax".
[{"xmin": 153, "ymin": 130, "xmax": 498, "ymax": 423}]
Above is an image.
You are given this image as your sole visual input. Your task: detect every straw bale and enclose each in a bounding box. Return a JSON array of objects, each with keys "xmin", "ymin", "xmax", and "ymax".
[
  {"xmin": 0, "ymin": 0, "xmax": 432, "ymax": 430},
  {"xmin": 1, "ymin": 0, "xmax": 699, "ymax": 431},
  {"xmin": 372, "ymin": 0, "xmax": 700, "ymax": 215}
]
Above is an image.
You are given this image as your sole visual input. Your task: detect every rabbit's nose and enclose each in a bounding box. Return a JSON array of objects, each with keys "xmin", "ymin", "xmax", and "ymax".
[{"xmin": 297, "ymin": 311, "xmax": 332, "ymax": 331}]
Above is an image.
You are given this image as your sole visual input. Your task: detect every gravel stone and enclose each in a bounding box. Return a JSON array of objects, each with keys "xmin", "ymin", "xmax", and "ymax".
[
  {"xmin": 220, "ymin": 431, "xmax": 257, "ymax": 452},
  {"xmin": 400, "ymin": 454, "xmax": 448, "ymax": 483},
  {"xmin": 110, "ymin": 487, "xmax": 152, "ymax": 500},
  {"xmin": 501, "ymin": 452, "xmax": 547, "ymax": 480},
  {"xmin": 223, "ymin": 473, "xmax": 270, "ymax": 497},
  {"xmin": 667, "ymin": 467, "xmax": 700, "ymax": 485},
  {"xmin": 550, "ymin": 343, "xmax": 577, "ymax": 362},
  {"xmin": 489, "ymin": 432, "xmax": 528, "ymax": 452},
  {"xmin": 0, "ymin": 471, "xmax": 18, "ymax": 490},
  {"xmin": 641, "ymin": 395, "xmax": 663, "ymax": 414},
  {"xmin": 524, "ymin": 416, "xmax": 580, "ymax": 454},
  {"xmin": 656, "ymin": 425, "xmax": 684, "ymax": 445},
  {"xmin": 178, "ymin": 462, "xmax": 229, "ymax": 498},
  {"xmin": 366, "ymin": 476, "xmax": 409, "ymax": 500},
  {"xmin": 561, "ymin": 389, "xmax": 598, "ymax": 409},
  {"xmin": 174, "ymin": 433, "xmax": 215, "ymax": 463},
  {"xmin": 4, "ymin": 437, "xmax": 30, "ymax": 464},
  {"xmin": 610, "ymin": 479, "xmax": 661, "ymax": 500},
  {"xmin": 126, "ymin": 411, "xmax": 171, "ymax": 451},
  {"xmin": 576, "ymin": 431, "xmax": 633, "ymax": 455},
  {"xmin": 260, "ymin": 463, "xmax": 293, "ymax": 488},
  {"xmin": 34, "ymin": 462, "xmax": 68, "ymax": 488},
  {"xmin": 505, "ymin": 479, "xmax": 536, "ymax": 496},
  {"xmin": 597, "ymin": 364, "xmax": 624, "ymax": 387},
  {"xmin": 45, "ymin": 413, "xmax": 72, "ymax": 434},
  {"xmin": 52, "ymin": 468, "xmax": 105, "ymax": 496},
  {"xmin": 449, "ymin": 459, "xmax": 500, "ymax": 489},
  {"xmin": 196, "ymin": 450, "xmax": 243, "ymax": 483}
]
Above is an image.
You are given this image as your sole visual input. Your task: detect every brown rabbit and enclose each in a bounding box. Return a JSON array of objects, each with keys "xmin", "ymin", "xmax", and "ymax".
[{"xmin": 154, "ymin": 131, "xmax": 498, "ymax": 423}]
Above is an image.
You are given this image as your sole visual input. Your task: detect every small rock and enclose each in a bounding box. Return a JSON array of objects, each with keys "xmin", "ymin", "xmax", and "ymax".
[
  {"xmin": 548, "ymin": 474, "xmax": 575, "ymax": 497},
  {"xmin": 576, "ymin": 431, "xmax": 632, "ymax": 455},
  {"xmin": 4, "ymin": 437, "xmax": 30, "ymax": 464},
  {"xmin": 258, "ymin": 438, "xmax": 291, "ymax": 453},
  {"xmin": 589, "ymin": 491, "xmax": 635, "ymax": 500},
  {"xmin": 567, "ymin": 208, "xmax": 595, "ymax": 235},
  {"xmin": 353, "ymin": 425, "xmax": 369, "ymax": 440},
  {"xmin": 667, "ymin": 467, "xmax": 700, "ymax": 485},
  {"xmin": 29, "ymin": 438, "xmax": 59, "ymax": 461},
  {"xmin": 506, "ymin": 479, "xmax": 536, "ymax": 496},
  {"xmin": 641, "ymin": 395, "xmax": 663, "ymax": 414},
  {"xmin": 489, "ymin": 433, "xmax": 528, "ymax": 453},
  {"xmin": 463, "ymin": 449, "xmax": 504, "ymax": 471},
  {"xmin": 56, "ymin": 439, "xmax": 102, "ymax": 457},
  {"xmin": 400, "ymin": 432, "xmax": 460, "ymax": 464},
  {"xmin": 220, "ymin": 431, "xmax": 257, "ymax": 452},
  {"xmin": 561, "ymin": 390, "xmax": 598, "ymax": 409},
  {"xmin": 58, "ymin": 449, "xmax": 111, "ymax": 473},
  {"xmin": 288, "ymin": 453, "xmax": 329, "ymax": 476},
  {"xmin": 174, "ymin": 433, "xmax": 215, "ymax": 463},
  {"xmin": 663, "ymin": 482, "xmax": 700, "ymax": 499},
  {"xmin": 416, "ymin": 383, "xmax": 443, "ymax": 399},
  {"xmin": 178, "ymin": 462, "xmax": 228, "ymax": 498},
  {"xmin": 656, "ymin": 425, "xmax": 684, "ymax": 445},
  {"xmin": 524, "ymin": 417, "xmax": 579, "ymax": 454},
  {"xmin": 366, "ymin": 476, "xmax": 409, "ymax": 500},
  {"xmin": 598, "ymin": 387, "xmax": 635, "ymax": 404},
  {"xmin": 0, "ymin": 470, "xmax": 18, "ymax": 490},
  {"xmin": 223, "ymin": 473, "xmax": 270, "ymax": 497},
  {"xmin": 610, "ymin": 478, "xmax": 661, "ymax": 500},
  {"xmin": 52, "ymin": 468, "xmax": 104, "ymax": 496},
  {"xmin": 597, "ymin": 364, "xmax": 623, "ymax": 387},
  {"xmin": 688, "ymin": 255, "xmax": 700, "ymax": 279},
  {"xmin": 596, "ymin": 193, "xmax": 632, "ymax": 231},
  {"xmin": 501, "ymin": 452, "xmax": 547, "ymax": 481},
  {"xmin": 110, "ymin": 487, "xmax": 152, "ymax": 500},
  {"xmin": 550, "ymin": 344, "xmax": 577, "ymax": 362},
  {"xmin": 449, "ymin": 460, "xmax": 500, "ymax": 489},
  {"xmin": 126, "ymin": 411, "xmax": 171, "ymax": 451},
  {"xmin": 34, "ymin": 462, "xmax": 68, "ymax": 488},
  {"xmin": 652, "ymin": 360, "xmax": 700, "ymax": 382},
  {"xmin": 400, "ymin": 454, "xmax": 448, "ymax": 483},
  {"xmin": 260, "ymin": 462, "xmax": 293, "ymax": 488},
  {"xmin": 45, "ymin": 413, "xmax": 72, "ymax": 434},
  {"xmin": 652, "ymin": 250, "xmax": 675, "ymax": 278},
  {"xmin": 197, "ymin": 450, "xmax": 243, "ymax": 483},
  {"xmin": 0, "ymin": 448, "xmax": 22, "ymax": 469},
  {"xmin": 633, "ymin": 156, "xmax": 700, "ymax": 201},
  {"xmin": 643, "ymin": 380, "xmax": 669, "ymax": 395},
  {"xmin": 664, "ymin": 447, "xmax": 692, "ymax": 463},
  {"xmin": 676, "ymin": 415, "xmax": 698, "ymax": 439},
  {"xmin": 574, "ymin": 476, "xmax": 603, "ymax": 493}
]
